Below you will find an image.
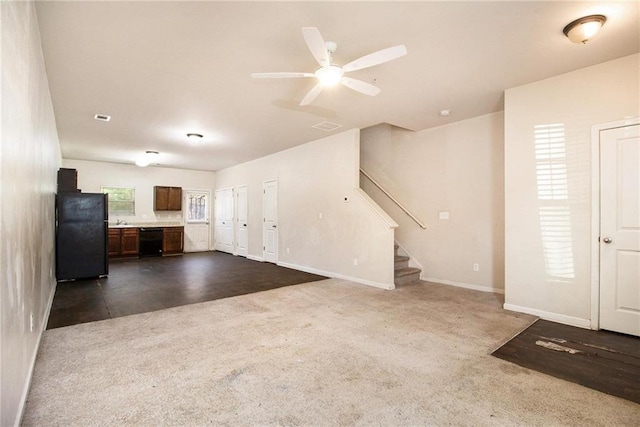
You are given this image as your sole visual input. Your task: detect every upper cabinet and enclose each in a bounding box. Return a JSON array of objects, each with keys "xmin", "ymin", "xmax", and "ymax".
[{"xmin": 154, "ymin": 186, "xmax": 182, "ymax": 211}]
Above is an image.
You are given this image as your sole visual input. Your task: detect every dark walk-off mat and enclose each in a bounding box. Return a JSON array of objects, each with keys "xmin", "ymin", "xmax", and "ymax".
[{"xmin": 493, "ymin": 319, "xmax": 640, "ymax": 404}]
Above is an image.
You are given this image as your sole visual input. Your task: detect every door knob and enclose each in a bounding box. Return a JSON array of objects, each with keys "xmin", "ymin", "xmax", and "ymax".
[
  {"xmin": 602, "ymin": 237, "xmax": 612, "ymax": 244},
  {"xmin": 272, "ymin": 225, "xmax": 277, "ymax": 228}
]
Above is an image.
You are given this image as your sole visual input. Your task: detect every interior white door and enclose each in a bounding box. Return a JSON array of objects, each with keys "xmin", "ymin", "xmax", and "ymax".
[
  {"xmin": 184, "ymin": 190, "xmax": 210, "ymax": 252},
  {"xmin": 263, "ymin": 180, "xmax": 278, "ymax": 263},
  {"xmin": 599, "ymin": 124, "xmax": 640, "ymax": 337},
  {"xmin": 214, "ymin": 188, "xmax": 234, "ymax": 254},
  {"xmin": 236, "ymin": 185, "xmax": 248, "ymax": 257}
]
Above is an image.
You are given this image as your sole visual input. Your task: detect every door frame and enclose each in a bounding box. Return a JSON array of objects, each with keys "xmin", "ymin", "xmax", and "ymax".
[{"xmin": 589, "ymin": 117, "xmax": 640, "ymax": 330}]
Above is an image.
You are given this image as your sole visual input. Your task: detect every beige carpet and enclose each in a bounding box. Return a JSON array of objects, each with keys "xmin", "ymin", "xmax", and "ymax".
[{"xmin": 23, "ymin": 279, "xmax": 640, "ymax": 426}]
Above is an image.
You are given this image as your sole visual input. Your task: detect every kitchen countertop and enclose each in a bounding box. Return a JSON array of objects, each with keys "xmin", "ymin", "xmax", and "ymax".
[{"xmin": 109, "ymin": 222, "xmax": 184, "ymax": 229}]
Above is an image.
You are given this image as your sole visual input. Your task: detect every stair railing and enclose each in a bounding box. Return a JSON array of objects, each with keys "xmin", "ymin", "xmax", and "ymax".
[{"xmin": 360, "ymin": 168, "xmax": 427, "ymax": 229}]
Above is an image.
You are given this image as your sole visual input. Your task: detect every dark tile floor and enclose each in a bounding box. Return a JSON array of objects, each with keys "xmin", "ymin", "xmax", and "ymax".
[
  {"xmin": 47, "ymin": 251, "xmax": 327, "ymax": 329},
  {"xmin": 493, "ymin": 319, "xmax": 640, "ymax": 404}
]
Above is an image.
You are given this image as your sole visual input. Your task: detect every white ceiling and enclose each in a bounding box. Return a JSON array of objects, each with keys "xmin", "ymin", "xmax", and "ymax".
[{"xmin": 36, "ymin": 1, "xmax": 639, "ymax": 172}]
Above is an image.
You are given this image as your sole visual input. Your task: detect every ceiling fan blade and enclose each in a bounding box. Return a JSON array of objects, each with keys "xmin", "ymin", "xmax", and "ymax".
[
  {"xmin": 342, "ymin": 45, "xmax": 407, "ymax": 73},
  {"xmin": 300, "ymin": 83, "xmax": 324, "ymax": 106},
  {"xmin": 302, "ymin": 27, "xmax": 330, "ymax": 67},
  {"xmin": 340, "ymin": 77, "xmax": 381, "ymax": 96},
  {"xmin": 251, "ymin": 72, "xmax": 314, "ymax": 79}
]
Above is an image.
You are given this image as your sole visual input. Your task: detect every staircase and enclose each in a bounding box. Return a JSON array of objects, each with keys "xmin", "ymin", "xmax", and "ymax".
[{"xmin": 394, "ymin": 244, "xmax": 421, "ymax": 286}]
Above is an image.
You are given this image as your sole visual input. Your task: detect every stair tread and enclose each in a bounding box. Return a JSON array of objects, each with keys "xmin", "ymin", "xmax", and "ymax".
[
  {"xmin": 394, "ymin": 267, "xmax": 421, "ymax": 277},
  {"xmin": 394, "ymin": 255, "xmax": 410, "ymax": 262}
]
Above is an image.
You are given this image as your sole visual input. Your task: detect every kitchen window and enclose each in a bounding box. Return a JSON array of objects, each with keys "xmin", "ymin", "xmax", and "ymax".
[{"xmin": 101, "ymin": 186, "xmax": 135, "ymax": 216}]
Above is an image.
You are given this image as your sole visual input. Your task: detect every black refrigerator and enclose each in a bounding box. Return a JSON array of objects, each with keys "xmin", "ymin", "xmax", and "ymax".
[{"xmin": 56, "ymin": 193, "xmax": 109, "ymax": 280}]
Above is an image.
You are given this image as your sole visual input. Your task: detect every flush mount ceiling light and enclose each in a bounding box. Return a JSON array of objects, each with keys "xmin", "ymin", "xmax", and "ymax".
[
  {"xmin": 135, "ymin": 150, "xmax": 159, "ymax": 167},
  {"xmin": 563, "ymin": 14, "xmax": 606, "ymax": 44},
  {"xmin": 186, "ymin": 133, "xmax": 203, "ymax": 143}
]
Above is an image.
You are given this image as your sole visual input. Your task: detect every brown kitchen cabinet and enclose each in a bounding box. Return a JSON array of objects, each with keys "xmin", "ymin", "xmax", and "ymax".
[
  {"xmin": 120, "ymin": 228, "xmax": 139, "ymax": 255},
  {"xmin": 108, "ymin": 228, "xmax": 121, "ymax": 257},
  {"xmin": 162, "ymin": 226, "xmax": 184, "ymax": 255},
  {"xmin": 108, "ymin": 228, "xmax": 139, "ymax": 257},
  {"xmin": 154, "ymin": 186, "xmax": 182, "ymax": 211}
]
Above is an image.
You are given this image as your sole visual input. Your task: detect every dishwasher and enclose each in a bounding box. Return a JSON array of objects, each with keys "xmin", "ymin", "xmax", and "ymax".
[{"xmin": 139, "ymin": 227, "xmax": 163, "ymax": 257}]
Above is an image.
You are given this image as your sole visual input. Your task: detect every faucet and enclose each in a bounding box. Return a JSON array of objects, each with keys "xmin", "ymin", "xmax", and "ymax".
[{"xmin": 116, "ymin": 219, "xmax": 126, "ymax": 225}]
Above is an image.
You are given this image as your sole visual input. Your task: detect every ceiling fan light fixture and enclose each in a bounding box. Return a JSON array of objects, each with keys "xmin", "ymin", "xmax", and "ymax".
[
  {"xmin": 563, "ymin": 15, "xmax": 606, "ymax": 44},
  {"xmin": 135, "ymin": 150, "xmax": 159, "ymax": 167},
  {"xmin": 315, "ymin": 65, "xmax": 344, "ymax": 87}
]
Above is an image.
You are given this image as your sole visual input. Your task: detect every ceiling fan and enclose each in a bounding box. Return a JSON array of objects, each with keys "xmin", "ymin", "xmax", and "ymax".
[{"xmin": 251, "ymin": 27, "xmax": 407, "ymax": 106}]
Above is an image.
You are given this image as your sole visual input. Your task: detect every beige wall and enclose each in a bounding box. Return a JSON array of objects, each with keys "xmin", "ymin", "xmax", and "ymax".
[
  {"xmin": 63, "ymin": 159, "xmax": 215, "ymax": 224},
  {"xmin": 1, "ymin": 2, "xmax": 62, "ymax": 425},
  {"xmin": 361, "ymin": 112, "xmax": 505, "ymax": 293},
  {"xmin": 504, "ymin": 54, "xmax": 640, "ymax": 326},
  {"xmin": 215, "ymin": 129, "xmax": 397, "ymax": 289}
]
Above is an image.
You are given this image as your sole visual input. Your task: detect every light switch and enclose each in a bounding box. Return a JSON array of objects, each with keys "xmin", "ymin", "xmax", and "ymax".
[
  {"xmin": 318, "ymin": 212, "xmax": 323, "ymax": 220},
  {"xmin": 439, "ymin": 211, "xmax": 450, "ymax": 220}
]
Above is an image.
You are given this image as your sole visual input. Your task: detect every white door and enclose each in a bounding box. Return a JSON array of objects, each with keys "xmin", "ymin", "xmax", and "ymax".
[
  {"xmin": 600, "ymin": 124, "xmax": 640, "ymax": 337},
  {"xmin": 236, "ymin": 185, "xmax": 248, "ymax": 257},
  {"xmin": 263, "ymin": 180, "xmax": 278, "ymax": 263},
  {"xmin": 184, "ymin": 190, "xmax": 211, "ymax": 252},
  {"xmin": 214, "ymin": 188, "xmax": 234, "ymax": 254}
]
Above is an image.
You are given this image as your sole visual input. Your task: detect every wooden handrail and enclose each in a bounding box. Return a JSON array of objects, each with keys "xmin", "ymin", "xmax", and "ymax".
[{"xmin": 360, "ymin": 168, "xmax": 427, "ymax": 229}]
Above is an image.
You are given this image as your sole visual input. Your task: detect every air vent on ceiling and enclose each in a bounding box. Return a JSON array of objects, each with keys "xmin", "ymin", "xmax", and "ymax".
[
  {"xmin": 94, "ymin": 114, "xmax": 111, "ymax": 122},
  {"xmin": 312, "ymin": 121, "xmax": 342, "ymax": 132}
]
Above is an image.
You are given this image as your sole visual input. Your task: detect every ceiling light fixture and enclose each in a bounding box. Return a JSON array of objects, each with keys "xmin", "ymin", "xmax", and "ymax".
[
  {"xmin": 563, "ymin": 14, "xmax": 606, "ymax": 44},
  {"xmin": 135, "ymin": 150, "xmax": 159, "ymax": 167},
  {"xmin": 186, "ymin": 133, "xmax": 203, "ymax": 143},
  {"xmin": 315, "ymin": 65, "xmax": 344, "ymax": 87}
]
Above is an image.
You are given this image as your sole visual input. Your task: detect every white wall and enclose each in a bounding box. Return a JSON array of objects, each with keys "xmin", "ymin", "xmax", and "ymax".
[
  {"xmin": 1, "ymin": 2, "xmax": 62, "ymax": 425},
  {"xmin": 361, "ymin": 112, "xmax": 505, "ymax": 293},
  {"xmin": 504, "ymin": 54, "xmax": 640, "ymax": 327},
  {"xmin": 62, "ymin": 159, "xmax": 215, "ymax": 230},
  {"xmin": 215, "ymin": 129, "xmax": 397, "ymax": 289}
]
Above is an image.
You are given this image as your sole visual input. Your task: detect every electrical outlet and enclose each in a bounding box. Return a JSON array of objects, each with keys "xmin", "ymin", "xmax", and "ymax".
[
  {"xmin": 318, "ymin": 212, "xmax": 323, "ymax": 220},
  {"xmin": 473, "ymin": 263, "xmax": 480, "ymax": 272},
  {"xmin": 353, "ymin": 258, "xmax": 358, "ymax": 266},
  {"xmin": 286, "ymin": 248, "xmax": 290, "ymax": 255}
]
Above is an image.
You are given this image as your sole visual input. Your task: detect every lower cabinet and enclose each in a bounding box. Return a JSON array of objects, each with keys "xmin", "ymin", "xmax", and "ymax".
[
  {"xmin": 121, "ymin": 228, "xmax": 140, "ymax": 255},
  {"xmin": 163, "ymin": 226, "xmax": 184, "ymax": 255},
  {"xmin": 108, "ymin": 228, "xmax": 139, "ymax": 257},
  {"xmin": 109, "ymin": 226, "xmax": 183, "ymax": 257},
  {"xmin": 108, "ymin": 229, "xmax": 122, "ymax": 257}
]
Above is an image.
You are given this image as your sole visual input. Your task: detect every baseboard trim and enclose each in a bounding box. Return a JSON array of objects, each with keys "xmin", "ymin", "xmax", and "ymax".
[
  {"xmin": 423, "ymin": 276, "xmax": 504, "ymax": 295},
  {"xmin": 246, "ymin": 254, "xmax": 264, "ymax": 262},
  {"xmin": 503, "ymin": 303, "xmax": 591, "ymax": 329},
  {"xmin": 16, "ymin": 279, "xmax": 57, "ymax": 426},
  {"xmin": 277, "ymin": 261, "xmax": 395, "ymax": 290}
]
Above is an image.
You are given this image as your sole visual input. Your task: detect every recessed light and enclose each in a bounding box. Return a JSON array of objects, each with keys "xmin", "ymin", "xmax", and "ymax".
[{"xmin": 94, "ymin": 114, "xmax": 111, "ymax": 122}]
